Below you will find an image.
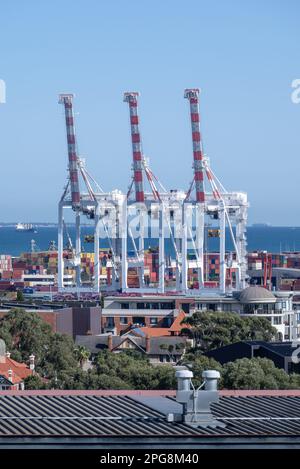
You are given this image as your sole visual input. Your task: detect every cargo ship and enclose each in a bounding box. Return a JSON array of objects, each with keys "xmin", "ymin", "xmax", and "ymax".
[{"xmin": 15, "ymin": 223, "xmax": 37, "ymax": 233}]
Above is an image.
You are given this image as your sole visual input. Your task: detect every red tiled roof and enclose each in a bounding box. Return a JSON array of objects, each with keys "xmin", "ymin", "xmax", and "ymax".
[
  {"xmin": 168, "ymin": 310, "xmax": 187, "ymax": 332},
  {"xmin": 139, "ymin": 327, "xmax": 171, "ymax": 337},
  {"xmin": 0, "ymin": 356, "xmax": 33, "ymax": 384},
  {"xmin": 136, "ymin": 311, "xmax": 188, "ymax": 338}
]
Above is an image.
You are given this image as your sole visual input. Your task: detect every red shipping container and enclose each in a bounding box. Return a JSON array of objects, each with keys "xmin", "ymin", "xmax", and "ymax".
[{"xmin": 1, "ymin": 270, "xmax": 13, "ymax": 279}]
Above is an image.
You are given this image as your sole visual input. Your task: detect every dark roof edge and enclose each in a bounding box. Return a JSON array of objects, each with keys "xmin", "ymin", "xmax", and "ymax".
[{"xmin": 1, "ymin": 389, "xmax": 300, "ymax": 397}]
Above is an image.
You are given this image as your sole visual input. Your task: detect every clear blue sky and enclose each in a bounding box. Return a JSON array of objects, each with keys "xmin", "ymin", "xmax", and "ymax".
[{"xmin": 0, "ymin": 0, "xmax": 299, "ymax": 224}]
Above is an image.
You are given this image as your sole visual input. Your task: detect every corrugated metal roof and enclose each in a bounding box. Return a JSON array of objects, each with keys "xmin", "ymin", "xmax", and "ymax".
[{"xmin": 0, "ymin": 393, "xmax": 300, "ymax": 439}]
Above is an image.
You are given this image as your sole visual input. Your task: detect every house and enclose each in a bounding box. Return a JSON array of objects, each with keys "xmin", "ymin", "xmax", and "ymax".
[
  {"xmin": 205, "ymin": 340, "xmax": 300, "ymax": 374},
  {"xmin": 75, "ymin": 333, "xmax": 188, "ymax": 364},
  {"xmin": 0, "ymin": 339, "xmax": 35, "ymax": 390},
  {"xmin": 102, "ymin": 287, "xmax": 296, "ymax": 341},
  {"xmin": 120, "ymin": 309, "xmax": 188, "ymax": 338}
]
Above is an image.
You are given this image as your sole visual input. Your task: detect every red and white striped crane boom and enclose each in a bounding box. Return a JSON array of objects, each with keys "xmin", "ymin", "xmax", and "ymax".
[
  {"xmin": 123, "ymin": 92, "xmax": 145, "ymax": 203},
  {"xmin": 184, "ymin": 89, "xmax": 205, "ymax": 204},
  {"xmin": 59, "ymin": 94, "xmax": 81, "ymax": 211}
]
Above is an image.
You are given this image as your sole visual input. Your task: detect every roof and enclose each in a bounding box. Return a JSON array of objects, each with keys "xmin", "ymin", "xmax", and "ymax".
[
  {"xmin": 245, "ymin": 340, "xmax": 298, "ymax": 357},
  {"xmin": 168, "ymin": 310, "xmax": 187, "ymax": 332},
  {"xmin": 76, "ymin": 335, "xmax": 187, "ymax": 355},
  {"xmin": 129, "ymin": 311, "xmax": 187, "ymax": 338},
  {"xmin": 137, "ymin": 327, "xmax": 173, "ymax": 337},
  {"xmin": 239, "ymin": 286, "xmax": 276, "ymax": 304},
  {"xmin": 206, "ymin": 340, "xmax": 300, "ymax": 364},
  {"xmin": 0, "ymin": 356, "xmax": 33, "ymax": 385},
  {"xmin": 0, "ymin": 391, "xmax": 300, "ymax": 445}
]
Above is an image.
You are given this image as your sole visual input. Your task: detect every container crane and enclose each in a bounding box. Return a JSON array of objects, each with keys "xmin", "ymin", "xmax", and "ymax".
[
  {"xmin": 58, "ymin": 94, "xmax": 125, "ymax": 294},
  {"xmin": 123, "ymin": 92, "xmax": 181, "ymax": 293},
  {"xmin": 183, "ymin": 89, "xmax": 248, "ymax": 294}
]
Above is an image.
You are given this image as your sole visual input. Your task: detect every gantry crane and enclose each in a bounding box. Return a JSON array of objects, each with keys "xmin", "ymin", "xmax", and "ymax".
[
  {"xmin": 183, "ymin": 89, "xmax": 248, "ymax": 294},
  {"xmin": 58, "ymin": 94, "xmax": 125, "ymax": 293}
]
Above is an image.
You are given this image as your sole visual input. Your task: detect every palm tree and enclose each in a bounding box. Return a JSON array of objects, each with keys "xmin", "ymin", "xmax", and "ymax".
[{"xmin": 74, "ymin": 345, "xmax": 90, "ymax": 368}]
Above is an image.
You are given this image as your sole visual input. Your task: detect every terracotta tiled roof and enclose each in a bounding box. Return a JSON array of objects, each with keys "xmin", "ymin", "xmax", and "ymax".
[
  {"xmin": 139, "ymin": 327, "xmax": 171, "ymax": 337},
  {"xmin": 168, "ymin": 310, "xmax": 187, "ymax": 332},
  {"xmin": 0, "ymin": 356, "xmax": 33, "ymax": 385}
]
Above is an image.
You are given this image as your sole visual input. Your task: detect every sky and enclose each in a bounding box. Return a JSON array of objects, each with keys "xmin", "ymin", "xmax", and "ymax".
[{"xmin": 0, "ymin": 0, "xmax": 299, "ymax": 225}]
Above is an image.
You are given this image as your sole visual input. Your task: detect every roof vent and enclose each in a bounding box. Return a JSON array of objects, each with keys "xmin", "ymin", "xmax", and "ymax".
[{"xmin": 171, "ymin": 369, "xmax": 225, "ymax": 428}]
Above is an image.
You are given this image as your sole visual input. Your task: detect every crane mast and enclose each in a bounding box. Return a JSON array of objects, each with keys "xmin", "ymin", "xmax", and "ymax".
[
  {"xmin": 184, "ymin": 89, "xmax": 205, "ymax": 203},
  {"xmin": 123, "ymin": 92, "xmax": 145, "ymax": 203},
  {"xmin": 184, "ymin": 88, "xmax": 206, "ymax": 290},
  {"xmin": 59, "ymin": 94, "xmax": 81, "ymax": 211}
]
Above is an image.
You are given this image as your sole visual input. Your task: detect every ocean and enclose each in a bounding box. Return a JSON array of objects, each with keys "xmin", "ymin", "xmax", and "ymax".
[{"xmin": 0, "ymin": 225, "xmax": 300, "ymax": 257}]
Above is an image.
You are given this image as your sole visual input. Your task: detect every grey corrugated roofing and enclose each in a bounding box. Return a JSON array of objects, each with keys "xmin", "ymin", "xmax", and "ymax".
[
  {"xmin": 0, "ymin": 393, "xmax": 300, "ymax": 440},
  {"xmin": 245, "ymin": 341, "xmax": 296, "ymax": 357},
  {"xmin": 76, "ymin": 335, "xmax": 186, "ymax": 355},
  {"xmin": 239, "ymin": 286, "xmax": 276, "ymax": 303}
]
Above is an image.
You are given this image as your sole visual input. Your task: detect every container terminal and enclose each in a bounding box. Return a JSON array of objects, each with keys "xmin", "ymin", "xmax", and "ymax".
[{"xmin": 1, "ymin": 90, "xmax": 300, "ymax": 342}]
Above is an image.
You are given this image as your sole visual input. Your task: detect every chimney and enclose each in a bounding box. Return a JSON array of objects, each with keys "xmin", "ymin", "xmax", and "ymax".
[
  {"xmin": 202, "ymin": 370, "xmax": 220, "ymax": 391},
  {"xmin": 5, "ymin": 351, "xmax": 11, "ymax": 359},
  {"xmin": 146, "ymin": 335, "xmax": 151, "ymax": 353},
  {"xmin": 107, "ymin": 334, "xmax": 113, "ymax": 351},
  {"xmin": 170, "ymin": 369, "xmax": 225, "ymax": 429},
  {"xmin": 176, "ymin": 369, "xmax": 193, "ymax": 390},
  {"xmin": 29, "ymin": 354, "xmax": 35, "ymax": 373},
  {"xmin": 8, "ymin": 369, "xmax": 13, "ymax": 383}
]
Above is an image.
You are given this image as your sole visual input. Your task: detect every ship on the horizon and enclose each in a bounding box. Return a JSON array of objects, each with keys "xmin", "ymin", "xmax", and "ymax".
[
  {"xmin": 15, "ymin": 223, "xmax": 37, "ymax": 233},
  {"xmin": 251, "ymin": 223, "xmax": 271, "ymax": 227}
]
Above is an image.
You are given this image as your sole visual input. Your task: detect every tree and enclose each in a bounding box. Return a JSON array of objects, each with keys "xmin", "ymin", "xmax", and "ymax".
[
  {"xmin": 94, "ymin": 350, "xmax": 176, "ymax": 390},
  {"xmin": 222, "ymin": 357, "xmax": 291, "ymax": 390},
  {"xmin": 0, "ymin": 309, "xmax": 79, "ymax": 383},
  {"xmin": 74, "ymin": 345, "xmax": 90, "ymax": 368},
  {"xmin": 16, "ymin": 290, "xmax": 24, "ymax": 302},
  {"xmin": 159, "ymin": 343, "xmax": 185, "ymax": 363},
  {"xmin": 182, "ymin": 311, "xmax": 277, "ymax": 352},
  {"xmin": 24, "ymin": 374, "xmax": 45, "ymax": 390},
  {"xmin": 289, "ymin": 373, "xmax": 300, "ymax": 389},
  {"xmin": 40, "ymin": 333, "xmax": 78, "ymax": 377},
  {"xmin": 0, "ymin": 309, "xmax": 52, "ymax": 362}
]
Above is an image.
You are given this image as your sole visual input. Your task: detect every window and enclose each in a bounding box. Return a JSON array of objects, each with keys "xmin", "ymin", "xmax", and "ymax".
[
  {"xmin": 106, "ymin": 317, "xmax": 115, "ymax": 327},
  {"xmin": 120, "ymin": 317, "xmax": 128, "ymax": 325},
  {"xmin": 150, "ymin": 317, "xmax": 158, "ymax": 325},
  {"xmin": 181, "ymin": 303, "xmax": 190, "ymax": 314},
  {"xmin": 162, "ymin": 317, "xmax": 173, "ymax": 327},
  {"xmin": 273, "ymin": 316, "xmax": 282, "ymax": 325},
  {"xmin": 133, "ymin": 317, "xmax": 145, "ymax": 326},
  {"xmin": 160, "ymin": 302, "xmax": 175, "ymax": 310},
  {"xmin": 121, "ymin": 303, "xmax": 129, "ymax": 310}
]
